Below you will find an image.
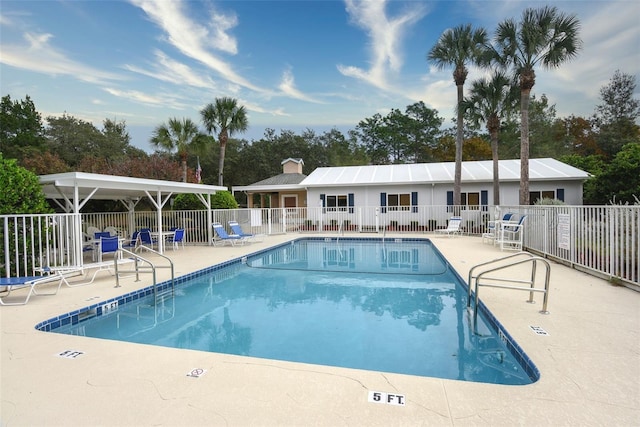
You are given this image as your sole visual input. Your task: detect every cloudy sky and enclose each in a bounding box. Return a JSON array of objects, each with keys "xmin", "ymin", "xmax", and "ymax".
[{"xmin": 1, "ymin": 0, "xmax": 638, "ymax": 151}]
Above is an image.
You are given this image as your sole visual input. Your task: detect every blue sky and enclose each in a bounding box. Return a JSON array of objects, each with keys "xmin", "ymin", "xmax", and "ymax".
[{"xmin": 1, "ymin": 0, "xmax": 639, "ymax": 152}]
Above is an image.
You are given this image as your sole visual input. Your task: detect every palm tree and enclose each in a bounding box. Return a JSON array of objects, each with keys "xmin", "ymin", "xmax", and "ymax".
[
  {"xmin": 150, "ymin": 118, "xmax": 206, "ymax": 182},
  {"xmin": 495, "ymin": 6, "xmax": 581, "ymax": 205},
  {"xmin": 428, "ymin": 24, "xmax": 488, "ymax": 206},
  {"xmin": 461, "ymin": 71, "xmax": 519, "ymax": 205},
  {"xmin": 200, "ymin": 97, "xmax": 249, "ymax": 186}
]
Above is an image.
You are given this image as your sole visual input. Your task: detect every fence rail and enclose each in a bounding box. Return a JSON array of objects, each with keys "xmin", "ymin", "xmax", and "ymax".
[{"xmin": 1, "ymin": 205, "xmax": 638, "ymax": 287}]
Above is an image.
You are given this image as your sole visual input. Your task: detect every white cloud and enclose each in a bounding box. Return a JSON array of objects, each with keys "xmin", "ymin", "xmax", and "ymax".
[
  {"xmin": 129, "ymin": 0, "xmax": 264, "ymax": 93},
  {"xmin": 338, "ymin": 0, "xmax": 427, "ymax": 89},
  {"xmin": 103, "ymin": 87, "xmax": 188, "ymax": 110},
  {"xmin": 208, "ymin": 10, "xmax": 238, "ymax": 54},
  {"xmin": 1, "ymin": 31, "xmax": 123, "ymax": 84},
  {"xmin": 124, "ymin": 50, "xmax": 218, "ymax": 90},
  {"xmin": 278, "ymin": 68, "xmax": 323, "ymax": 104}
]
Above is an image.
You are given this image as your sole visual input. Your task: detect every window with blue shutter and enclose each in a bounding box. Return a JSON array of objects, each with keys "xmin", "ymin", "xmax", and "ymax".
[
  {"xmin": 557, "ymin": 188, "xmax": 565, "ymax": 202},
  {"xmin": 411, "ymin": 192, "xmax": 418, "ymax": 213},
  {"xmin": 348, "ymin": 193, "xmax": 354, "ymax": 214},
  {"xmin": 446, "ymin": 191, "xmax": 453, "ymax": 213},
  {"xmin": 481, "ymin": 190, "xmax": 488, "ymax": 211},
  {"xmin": 320, "ymin": 194, "xmax": 326, "ymax": 214},
  {"xmin": 380, "ymin": 193, "xmax": 387, "ymax": 213}
]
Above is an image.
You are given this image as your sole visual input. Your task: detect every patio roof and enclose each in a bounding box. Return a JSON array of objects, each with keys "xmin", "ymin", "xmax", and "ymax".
[
  {"xmin": 39, "ymin": 172, "xmax": 227, "ymax": 210},
  {"xmin": 39, "ymin": 172, "xmax": 227, "ymax": 253}
]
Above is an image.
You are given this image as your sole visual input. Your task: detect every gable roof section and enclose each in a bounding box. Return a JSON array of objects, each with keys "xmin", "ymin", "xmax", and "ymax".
[
  {"xmin": 281, "ymin": 158, "xmax": 304, "ymax": 165},
  {"xmin": 251, "ymin": 173, "xmax": 307, "ymax": 186},
  {"xmin": 300, "ymin": 158, "xmax": 590, "ymax": 187},
  {"xmin": 233, "ymin": 172, "xmax": 307, "ymax": 192}
]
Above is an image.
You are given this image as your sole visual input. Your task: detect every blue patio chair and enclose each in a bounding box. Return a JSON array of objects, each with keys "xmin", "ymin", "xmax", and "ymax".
[
  {"xmin": 166, "ymin": 228, "xmax": 185, "ymax": 250},
  {"xmin": 483, "ymin": 213, "xmax": 514, "ymax": 244},
  {"xmin": 98, "ymin": 236, "xmax": 120, "ymax": 262},
  {"xmin": 497, "ymin": 215, "xmax": 527, "ymax": 251},
  {"xmin": 228, "ymin": 221, "xmax": 264, "ymax": 242},
  {"xmin": 94, "ymin": 231, "xmax": 110, "ymax": 239},
  {"xmin": 211, "ymin": 222, "xmax": 248, "ymax": 246},
  {"xmin": 121, "ymin": 231, "xmax": 139, "ymax": 250},
  {"xmin": 87, "ymin": 231, "xmax": 113, "ymax": 261},
  {"xmin": 137, "ymin": 229, "xmax": 157, "ymax": 251}
]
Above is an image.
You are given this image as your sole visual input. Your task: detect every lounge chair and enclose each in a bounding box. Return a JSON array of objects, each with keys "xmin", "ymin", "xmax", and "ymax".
[
  {"xmin": 212, "ymin": 222, "xmax": 249, "ymax": 246},
  {"xmin": 436, "ymin": 216, "xmax": 462, "ymax": 237},
  {"xmin": 0, "ymin": 274, "xmax": 69, "ymax": 305},
  {"xmin": 65, "ymin": 257, "xmax": 135, "ymax": 287},
  {"xmin": 39, "ymin": 236, "xmax": 130, "ymax": 287},
  {"xmin": 228, "ymin": 221, "xmax": 264, "ymax": 242}
]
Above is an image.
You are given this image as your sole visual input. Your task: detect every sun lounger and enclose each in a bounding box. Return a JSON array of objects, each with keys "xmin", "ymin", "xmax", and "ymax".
[
  {"xmin": 212, "ymin": 222, "xmax": 250, "ymax": 246},
  {"xmin": 436, "ymin": 216, "xmax": 462, "ymax": 237},
  {"xmin": 0, "ymin": 274, "xmax": 69, "ymax": 305},
  {"xmin": 228, "ymin": 221, "xmax": 264, "ymax": 242}
]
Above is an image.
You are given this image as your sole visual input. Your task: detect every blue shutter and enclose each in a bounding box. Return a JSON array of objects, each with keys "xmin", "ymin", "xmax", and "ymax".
[
  {"xmin": 348, "ymin": 193, "xmax": 354, "ymax": 214},
  {"xmin": 481, "ymin": 190, "xmax": 488, "ymax": 212},
  {"xmin": 411, "ymin": 191, "xmax": 418, "ymax": 213},
  {"xmin": 557, "ymin": 188, "xmax": 565, "ymax": 202},
  {"xmin": 380, "ymin": 192, "xmax": 387, "ymax": 214},
  {"xmin": 320, "ymin": 194, "xmax": 326, "ymax": 214},
  {"xmin": 446, "ymin": 191, "xmax": 453, "ymax": 213}
]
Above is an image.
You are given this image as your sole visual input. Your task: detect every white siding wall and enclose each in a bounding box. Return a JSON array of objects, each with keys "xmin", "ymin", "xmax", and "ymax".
[{"xmin": 307, "ymin": 179, "xmax": 583, "ymax": 209}]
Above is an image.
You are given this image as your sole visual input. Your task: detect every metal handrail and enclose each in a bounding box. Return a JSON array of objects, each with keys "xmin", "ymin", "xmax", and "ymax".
[
  {"xmin": 114, "ymin": 247, "xmax": 175, "ymax": 301},
  {"xmin": 467, "ymin": 252, "xmax": 551, "ymax": 333},
  {"xmin": 467, "ymin": 252, "xmax": 535, "ymax": 307}
]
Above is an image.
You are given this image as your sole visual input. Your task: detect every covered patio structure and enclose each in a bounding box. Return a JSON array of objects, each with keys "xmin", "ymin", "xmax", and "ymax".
[{"xmin": 39, "ymin": 172, "xmax": 227, "ymax": 264}]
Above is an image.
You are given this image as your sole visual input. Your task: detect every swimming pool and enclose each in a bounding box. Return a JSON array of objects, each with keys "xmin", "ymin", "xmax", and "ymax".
[{"xmin": 39, "ymin": 238, "xmax": 538, "ymax": 385}]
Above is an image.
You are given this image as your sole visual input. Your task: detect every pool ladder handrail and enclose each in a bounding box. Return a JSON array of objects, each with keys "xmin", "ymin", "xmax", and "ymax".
[
  {"xmin": 114, "ymin": 247, "xmax": 175, "ymax": 302},
  {"xmin": 467, "ymin": 251, "xmax": 551, "ymax": 332}
]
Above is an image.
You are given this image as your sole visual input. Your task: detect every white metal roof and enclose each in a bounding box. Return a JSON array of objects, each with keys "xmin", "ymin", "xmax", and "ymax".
[
  {"xmin": 38, "ymin": 172, "xmax": 228, "ymax": 253},
  {"xmin": 40, "ymin": 172, "xmax": 227, "ymax": 206},
  {"xmin": 300, "ymin": 158, "xmax": 590, "ymax": 187}
]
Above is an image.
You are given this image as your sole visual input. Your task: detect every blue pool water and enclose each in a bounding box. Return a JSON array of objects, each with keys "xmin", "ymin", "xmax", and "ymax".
[{"xmin": 41, "ymin": 238, "xmax": 538, "ymax": 385}]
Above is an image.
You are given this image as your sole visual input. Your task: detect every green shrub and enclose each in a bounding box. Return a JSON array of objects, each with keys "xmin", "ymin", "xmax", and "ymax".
[
  {"xmin": 534, "ymin": 198, "xmax": 566, "ymax": 205},
  {"xmin": 172, "ymin": 191, "xmax": 239, "ymax": 210},
  {"xmin": 0, "ymin": 154, "xmax": 52, "ymax": 275},
  {"xmin": 0, "ymin": 153, "xmax": 52, "ymax": 214},
  {"xmin": 173, "ymin": 193, "xmax": 205, "ymax": 210},
  {"xmin": 212, "ymin": 191, "xmax": 239, "ymax": 209}
]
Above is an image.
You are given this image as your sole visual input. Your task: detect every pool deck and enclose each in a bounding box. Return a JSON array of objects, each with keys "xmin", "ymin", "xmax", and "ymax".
[{"xmin": 1, "ymin": 233, "xmax": 639, "ymax": 426}]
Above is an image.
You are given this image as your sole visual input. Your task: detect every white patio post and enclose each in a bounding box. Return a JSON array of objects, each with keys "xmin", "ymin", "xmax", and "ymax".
[
  {"xmin": 73, "ymin": 182, "xmax": 83, "ymax": 267},
  {"xmin": 156, "ymin": 190, "xmax": 164, "ymax": 253}
]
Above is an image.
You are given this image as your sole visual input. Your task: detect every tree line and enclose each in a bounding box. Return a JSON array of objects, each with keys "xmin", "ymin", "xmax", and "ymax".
[{"xmin": 1, "ymin": 70, "xmax": 638, "ymax": 206}]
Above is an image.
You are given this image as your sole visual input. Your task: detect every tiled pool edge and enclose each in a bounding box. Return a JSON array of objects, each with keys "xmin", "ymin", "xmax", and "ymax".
[
  {"xmin": 429, "ymin": 241, "xmax": 542, "ymax": 384},
  {"xmin": 34, "ymin": 242, "xmax": 290, "ymax": 332},
  {"xmin": 35, "ymin": 237, "xmax": 540, "ymax": 384}
]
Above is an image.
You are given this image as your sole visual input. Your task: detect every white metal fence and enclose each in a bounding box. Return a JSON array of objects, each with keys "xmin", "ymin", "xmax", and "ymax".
[{"xmin": 2, "ymin": 205, "xmax": 638, "ymax": 286}]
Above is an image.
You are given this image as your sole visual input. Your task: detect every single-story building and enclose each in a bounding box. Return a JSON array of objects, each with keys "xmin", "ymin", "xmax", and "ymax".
[
  {"xmin": 233, "ymin": 158, "xmax": 590, "ymax": 211},
  {"xmin": 234, "ymin": 158, "xmax": 307, "ymax": 208}
]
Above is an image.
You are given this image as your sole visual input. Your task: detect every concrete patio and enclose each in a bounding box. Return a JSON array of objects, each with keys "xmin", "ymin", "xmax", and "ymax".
[{"xmin": 1, "ymin": 234, "xmax": 638, "ymax": 426}]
